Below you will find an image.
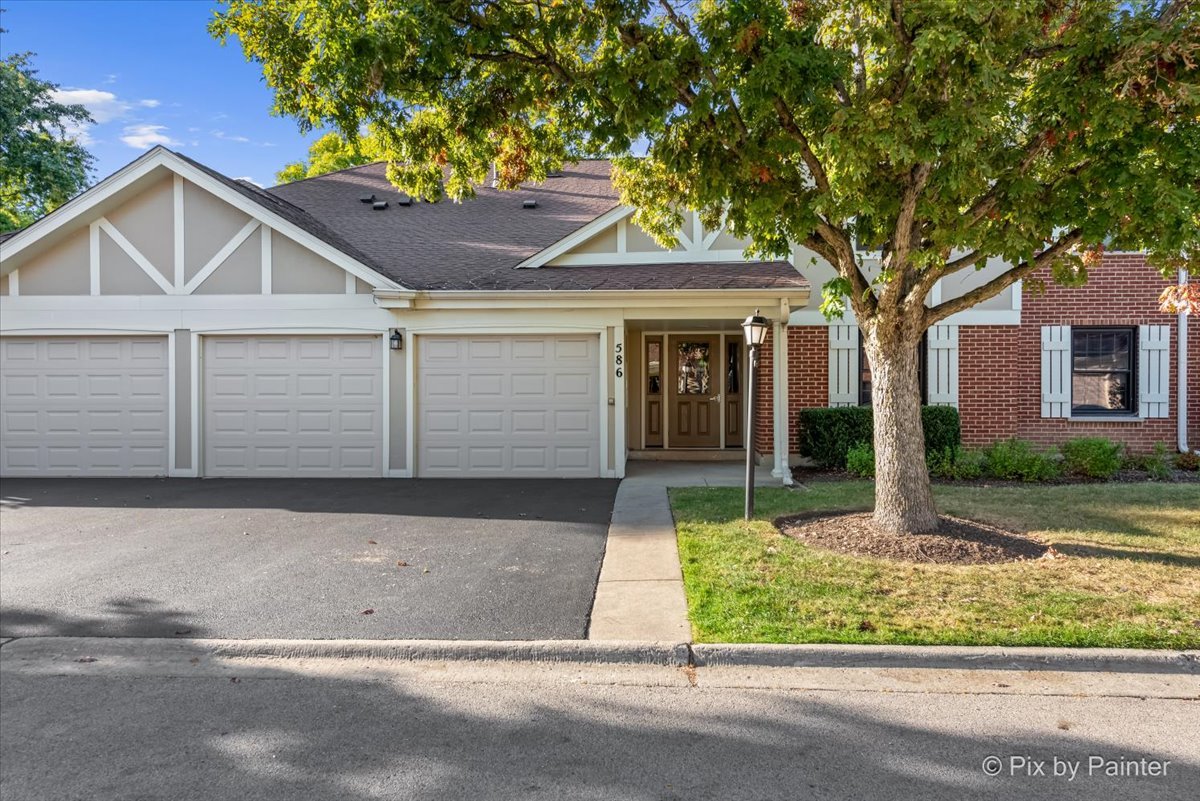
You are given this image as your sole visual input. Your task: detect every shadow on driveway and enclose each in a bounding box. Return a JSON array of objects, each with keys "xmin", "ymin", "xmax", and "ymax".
[{"xmin": 0, "ymin": 478, "xmax": 618, "ymax": 641}]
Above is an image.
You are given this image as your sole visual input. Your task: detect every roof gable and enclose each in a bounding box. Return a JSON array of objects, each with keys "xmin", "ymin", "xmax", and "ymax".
[{"xmin": 0, "ymin": 147, "xmax": 403, "ymax": 292}]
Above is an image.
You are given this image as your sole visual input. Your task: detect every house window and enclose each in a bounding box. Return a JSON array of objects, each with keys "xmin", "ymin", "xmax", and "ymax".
[
  {"xmin": 1072, "ymin": 327, "xmax": 1136, "ymax": 415},
  {"xmin": 859, "ymin": 335, "xmax": 927, "ymax": 406}
]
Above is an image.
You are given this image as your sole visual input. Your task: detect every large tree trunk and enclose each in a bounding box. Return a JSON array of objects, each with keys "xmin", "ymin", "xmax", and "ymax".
[{"xmin": 862, "ymin": 326, "xmax": 940, "ymax": 534}]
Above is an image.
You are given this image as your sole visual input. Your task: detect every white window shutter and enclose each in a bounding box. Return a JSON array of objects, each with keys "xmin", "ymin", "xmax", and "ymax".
[
  {"xmin": 1041, "ymin": 325, "xmax": 1070, "ymax": 418},
  {"xmin": 926, "ymin": 325, "xmax": 959, "ymax": 408},
  {"xmin": 1138, "ymin": 324, "xmax": 1170, "ymax": 418},
  {"xmin": 828, "ymin": 325, "xmax": 859, "ymax": 407}
]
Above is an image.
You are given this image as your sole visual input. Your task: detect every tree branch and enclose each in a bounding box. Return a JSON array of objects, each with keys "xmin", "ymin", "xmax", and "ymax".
[
  {"xmin": 657, "ymin": 0, "xmax": 751, "ymax": 141},
  {"xmin": 924, "ymin": 229, "xmax": 1083, "ymax": 326},
  {"xmin": 771, "ymin": 98, "xmax": 831, "ymax": 194}
]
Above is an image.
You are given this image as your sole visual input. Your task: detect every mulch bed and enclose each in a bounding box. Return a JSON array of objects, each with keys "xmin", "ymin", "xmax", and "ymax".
[{"xmin": 776, "ymin": 510, "xmax": 1053, "ymax": 565}]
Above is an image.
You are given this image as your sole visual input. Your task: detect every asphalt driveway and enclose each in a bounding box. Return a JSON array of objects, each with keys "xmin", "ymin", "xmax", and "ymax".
[{"xmin": 0, "ymin": 478, "xmax": 618, "ymax": 640}]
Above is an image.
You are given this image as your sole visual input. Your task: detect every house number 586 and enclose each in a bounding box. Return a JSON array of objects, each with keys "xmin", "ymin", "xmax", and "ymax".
[{"xmin": 615, "ymin": 343, "xmax": 623, "ymax": 378}]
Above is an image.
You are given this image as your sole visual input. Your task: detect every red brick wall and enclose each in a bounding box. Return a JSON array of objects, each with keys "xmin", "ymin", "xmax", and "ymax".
[
  {"xmin": 753, "ymin": 326, "xmax": 828, "ymax": 455},
  {"xmin": 959, "ymin": 257, "xmax": 1198, "ymax": 450},
  {"xmin": 771, "ymin": 256, "xmax": 1198, "ymax": 455}
]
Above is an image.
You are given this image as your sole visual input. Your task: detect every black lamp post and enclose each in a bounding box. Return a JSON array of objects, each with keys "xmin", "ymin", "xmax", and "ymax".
[{"xmin": 742, "ymin": 310, "xmax": 770, "ymax": 520}]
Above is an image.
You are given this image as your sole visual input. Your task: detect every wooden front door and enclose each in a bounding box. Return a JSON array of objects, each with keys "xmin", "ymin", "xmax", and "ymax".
[{"xmin": 667, "ymin": 336, "xmax": 721, "ymax": 447}]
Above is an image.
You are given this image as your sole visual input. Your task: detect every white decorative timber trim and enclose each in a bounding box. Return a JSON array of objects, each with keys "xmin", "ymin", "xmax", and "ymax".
[
  {"xmin": 548, "ymin": 248, "xmax": 754, "ymax": 267},
  {"xmin": 0, "ymin": 146, "xmax": 407, "ymax": 293},
  {"xmin": 173, "ymin": 175, "xmax": 185, "ymax": 290},
  {"xmin": 97, "ymin": 218, "xmax": 176, "ymax": 294},
  {"xmin": 345, "ymin": 270, "xmax": 356, "ymax": 294},
  {"xmin": 515, "ymin": 204, "xmax": 634, "ymax": 268},
  {"xmin": 89, "ymin": 222, "xmax": 100, "ymax": 295},
  {"xmin": 7, "ymin": 269, "xmax": 17, "ymax": 296},
  {"xmin": 260, "ymin": 225, "xmax": 272, "ymax": 294},
  {"xmin": 183, "ymin": 220, "xmax": 260, "ymax": 294}
]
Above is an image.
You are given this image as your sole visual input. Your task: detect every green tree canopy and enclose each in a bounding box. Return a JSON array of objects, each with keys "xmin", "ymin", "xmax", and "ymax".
[
  {"xmin": 275, "ymin": 129, "xmax": 384, "ymax": 184},
  {"xmin": 0, "ymin": 50, "xmax": 94, "ymax": 232},
  {"xmin": 214, "ymin": 0, "xmax": 1199, "ymax": 533}
]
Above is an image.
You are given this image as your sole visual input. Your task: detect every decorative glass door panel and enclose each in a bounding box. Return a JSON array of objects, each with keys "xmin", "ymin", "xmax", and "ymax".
[{"xmin": 667, "ymin": 336, "xmax": 720, "ymax": 447}]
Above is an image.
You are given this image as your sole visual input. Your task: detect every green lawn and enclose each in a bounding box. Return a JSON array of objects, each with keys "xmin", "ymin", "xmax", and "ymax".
[{"xmin": 672, "ymin": 482, "xmax": 1200, "ymax": 648}]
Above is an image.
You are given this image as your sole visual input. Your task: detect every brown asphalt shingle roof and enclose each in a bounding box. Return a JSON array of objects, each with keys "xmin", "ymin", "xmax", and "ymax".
[{"xmin": 266, "ymin": 160, "xmax": 807, "ymax": 293}]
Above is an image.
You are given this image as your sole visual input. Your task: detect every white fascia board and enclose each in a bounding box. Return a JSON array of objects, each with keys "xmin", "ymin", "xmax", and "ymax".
[
  {"xmin": 376, "ymin": 287, "xmax": 810, "ymax": 312},
  {"xmin": 787, "ymin": 307, "xmax": 1021, "ymax": 326},
  {"xmin": 514, "ymin": 204, "xmax": 634, "ymax": 269}
]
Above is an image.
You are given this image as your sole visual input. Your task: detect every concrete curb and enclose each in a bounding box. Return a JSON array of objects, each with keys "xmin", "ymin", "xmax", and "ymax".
[
  {"xmin": 3, "ymin": 637, "xmax": 1196, "ymax": 674},
  {"xmin": 689, "ymin": 643, "xmax": 1200, "ymax": 674},
  {"xmin": 173, "ymin": 638, "xmax": 692, "ymax": 667}
]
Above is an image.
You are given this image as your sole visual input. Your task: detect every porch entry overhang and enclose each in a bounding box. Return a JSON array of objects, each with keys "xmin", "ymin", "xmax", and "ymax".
[{"xmin": 625, "ymin": 311, "xmax": 796, "ymax": 485}]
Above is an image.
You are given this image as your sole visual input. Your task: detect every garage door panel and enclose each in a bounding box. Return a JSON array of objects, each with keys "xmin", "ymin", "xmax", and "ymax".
[
  {"xmin": 203, "ymin": 335, "xmax": 383, "ymax": 477},
  {"xmin": 0, "ymin": 336, "xmax": 170, "ymax": 477},
  {"xmin": 417, "ymin": 334, "xmax": 600, "ymax": 477}
]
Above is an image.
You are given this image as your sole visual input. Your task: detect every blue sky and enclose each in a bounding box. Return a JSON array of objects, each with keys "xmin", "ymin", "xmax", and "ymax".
[{"xmin": 2, "ymin": 0, "xmax": 319, "ymax": 187}]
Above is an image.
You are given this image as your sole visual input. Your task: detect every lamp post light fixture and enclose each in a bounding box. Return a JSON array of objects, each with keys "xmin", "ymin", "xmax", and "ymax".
[{"xmin": 742, "ymin": 310, "xmax": 770, "ymax": 520}]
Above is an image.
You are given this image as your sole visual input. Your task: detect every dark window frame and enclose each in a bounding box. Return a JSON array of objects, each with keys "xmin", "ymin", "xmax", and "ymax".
[
  {"xmin": 858, "ymin": 332, "xmax": 927, "ymax": 407},
  {"xmin": 1070, "ymin": 326, "xmax": 1138, "ymax": 417}
]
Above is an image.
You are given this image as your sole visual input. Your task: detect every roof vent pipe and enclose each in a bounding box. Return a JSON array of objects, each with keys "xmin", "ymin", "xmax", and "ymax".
[{"xmin": 372, "ymin": 200, "xmax": 389, "ymax": 210}]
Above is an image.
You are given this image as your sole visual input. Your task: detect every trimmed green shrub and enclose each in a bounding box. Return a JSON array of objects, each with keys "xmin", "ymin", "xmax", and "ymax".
[
  {"xmin": 927, "ymin": 446, "xmax": 985, "ymax": 480},
  {"xmin": 846, "ymin": 442, "xmax": 875, "ymax": 478},
  {"xmin": 797, "ymin": 407, "xmax": 873, "ymax": 468},
  {"xmin": 1061, "ymin": 437, "xmax": 1123, "ymax": 479},
  {"xmin": 1125, "ymin": 442, "xmax": 1173, "ymax": 480},
  {"xmin": 982, "ymin": 439, "xmax": 1061, "ymax": 482},
  {"xmin": 797, "ymin": 405, "xmax": 962, "ymax": 468},
  {"xmin": 921, "ymin": 405, "xmax": 962, "ymax": 456},
  {"xmin": 1177, "ymin": 451, "xmax": 1200, "ymax": 471}
]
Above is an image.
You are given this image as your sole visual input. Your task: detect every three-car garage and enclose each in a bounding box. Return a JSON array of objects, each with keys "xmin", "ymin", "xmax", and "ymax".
[{"xmin": 1, "ymin": 331, "xmax": 604, "ymax": 479}]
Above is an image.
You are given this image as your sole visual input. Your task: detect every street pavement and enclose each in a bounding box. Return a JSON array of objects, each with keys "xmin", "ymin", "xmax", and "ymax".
[{"xmin": 1, "ymin": 638, "xmax": 1196, "ymax": 801}]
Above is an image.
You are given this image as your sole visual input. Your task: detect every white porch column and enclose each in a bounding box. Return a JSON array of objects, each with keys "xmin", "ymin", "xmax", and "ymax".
[
  {"xmin": 613, "ymin": 322, "xmax": 627, "ymax": 478},
  {"xmin": 771, "ymin": 320, "xmax": 793, "ymax": 484}
]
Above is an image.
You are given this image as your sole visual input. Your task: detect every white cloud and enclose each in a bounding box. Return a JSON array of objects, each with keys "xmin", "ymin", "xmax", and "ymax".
[
  {"xmin": 138, "ymin": 99, "xmax": 161, "ymax": 108},
  {"xmin": 51, "ymin": 88, "xmax": 131, "ymax": 123},
  {"xmin": 103, "ymin": 73, "xmax": 118, "ymax": 85},
  {"xmin": 212, "ymin": 130, "xmax": 251, "ymax": 143},
  {"xmin": 120, "ymin": 124, "xmax": 180, "ymax": 149}
]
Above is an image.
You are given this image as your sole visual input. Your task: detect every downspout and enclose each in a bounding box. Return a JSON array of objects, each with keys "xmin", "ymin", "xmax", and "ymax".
[{"xmin": 1179, "ymin": 269, "xmax": 1196, "ymax": 455}]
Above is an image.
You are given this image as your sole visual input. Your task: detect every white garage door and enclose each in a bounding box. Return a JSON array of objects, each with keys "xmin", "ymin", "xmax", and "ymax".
[
  {"xmin": 0, "ymin": 336, "xmax": 169, "ymax": 476},
  {"xmin": 417, "ymin": 334, "xmax": 600, "ymax": 477},
  {"xmin": 203, "ymin": 335, "xmax": 383, "ymax": 477}
]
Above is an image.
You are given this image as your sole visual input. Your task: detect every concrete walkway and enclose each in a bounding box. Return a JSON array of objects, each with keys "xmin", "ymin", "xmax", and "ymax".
[{"xmin": 588, "ymin": 462, "xmax": 778, "ymax": 641}]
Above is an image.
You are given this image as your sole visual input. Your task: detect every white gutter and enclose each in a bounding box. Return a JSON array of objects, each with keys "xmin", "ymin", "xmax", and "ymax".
[{"xmin": 1178, "ymin": 269, "xmax": 1196, "ymax": 455}]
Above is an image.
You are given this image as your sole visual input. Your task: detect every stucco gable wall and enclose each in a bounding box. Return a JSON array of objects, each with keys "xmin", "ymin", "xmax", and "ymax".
[
  {"xmin": 14, "ymin": 227, "xmax": 91, "ymax": 295},
  {"xmin": 3, "ymin": 167, "xmax": 381, "ymax": 298}
]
